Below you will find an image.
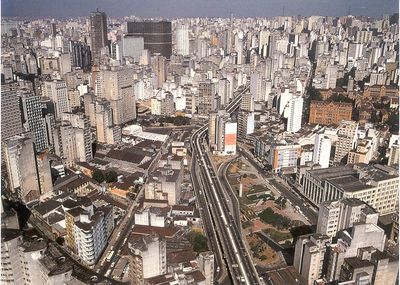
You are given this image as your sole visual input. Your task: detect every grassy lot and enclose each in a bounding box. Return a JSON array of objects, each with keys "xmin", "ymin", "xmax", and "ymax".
[{"xmin": 263, "ymin": 228, "xmax": 293, "ymax": 242}]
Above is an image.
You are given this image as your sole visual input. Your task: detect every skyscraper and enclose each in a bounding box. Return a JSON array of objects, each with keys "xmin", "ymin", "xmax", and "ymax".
[
  {"xmin": 90, "ymin": 9, "xmax": 108, "ymax": 64},
  {"xmin": 1, "ymin": 84, "xmax": 23, "ymax": 141},
  {"xmin": 209, "ymin": 110, "xmax": 237, "ymax": 156},
  {"xmin": 151, "ymin": 54, "xmax": 167, "ymax": 89},
  {"xmin": 198, "ymin": 81, "xmax": 220, "ymax": 115},
  {"xmin": 313, "ymin": 133, "xmax": 331, "ymax": 168},
  {"xmin": 127, "ymin": 21, "xmax": 172, "ymax": 58},
  {"xmin": 42, "ymin": 80, "xmax": 70, "ymax": 119},
  {"xmin": 285, "ymin": 96, "xmax": 303, "ymax": 133},
  {"xmin": 21, "ymin": 93, "xmax": 48, "ymax": 152},
  {"xmin": 176, "ymin": 24, "xmax": 189, "ymax": 56},
  {"xmin": 3, "ymin": 134, "xmax": 41, "ymax": 203},
  {"xmin": 97, "ymin": 65, "xmax": 137, "ymax": 125},
  {"xmin": 334, "ymin": 120, "xmax": 358, "ymax": 163}
]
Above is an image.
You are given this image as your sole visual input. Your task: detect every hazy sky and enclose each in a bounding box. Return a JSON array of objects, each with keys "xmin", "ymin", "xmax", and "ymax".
[{"xmin": 2, "ymin": 0, "xmax": 398, "ymax": 19}]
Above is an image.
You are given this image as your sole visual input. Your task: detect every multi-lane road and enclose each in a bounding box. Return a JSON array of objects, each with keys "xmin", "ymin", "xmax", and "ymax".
[{"xmin": 191, "ymin": 85, "xmax": 262, "ymax": 285}]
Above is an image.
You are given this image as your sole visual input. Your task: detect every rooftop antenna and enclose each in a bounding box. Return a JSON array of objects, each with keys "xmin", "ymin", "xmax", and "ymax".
[
  {"xmin": 347, "ymin": 6, "xmax": 351, "ymax": 16},
  {"xmin": 282, "ymin": 6, "xmax": 285, "ymax": 17}
]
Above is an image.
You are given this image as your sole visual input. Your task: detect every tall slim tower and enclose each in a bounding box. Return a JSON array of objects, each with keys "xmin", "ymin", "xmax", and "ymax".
[
  {"xmin": 176, "ymin": 24, "xmax": 189, "ymax": 56},
  {"xmin": 90, "ymin": 9, "xmax": 108, "ymax": 64}
]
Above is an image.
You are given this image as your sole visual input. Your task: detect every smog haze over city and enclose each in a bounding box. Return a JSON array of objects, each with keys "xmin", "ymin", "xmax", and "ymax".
[{"xmin": 1, "ymin": 1, "xmax": 399, "ymax": 285}]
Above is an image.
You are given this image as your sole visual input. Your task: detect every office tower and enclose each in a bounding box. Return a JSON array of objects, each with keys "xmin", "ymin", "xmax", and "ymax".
[
  {"xmin": 250, "ymin": 73, "xmax": 264, "ymax": 102},
  {"xmin": 198, "ymin": 81, "xmax": 220, "ymax": 115},
  {"xmin": 126, "ymin": 21, "xmax": 172, "ymax": 58},
  {"xmin": 21, "ymin": 94, "xmax": 48, "ymax": 152},
  {"xmin": 53, "ymin": 113, "xmax": 92, "ymax": 167},
  {"xmin": 44, "ymin": 113, "xmax": 55, "ymax": 146},
  {"xmin": 285, "ymin": 96, "xmax": 303, "ymax": 133},
  {"xmin": 161, "ymin": 93, "xmax": 175, "ymax": 116},
  {"xmin": 151, "ymin": 54, "xmax": 167, "ymax": 89},
  {"xmin": 217, "ymin": 78, "xmax": 232, "ymax": 107},
  {"xmin": 122, "ymin": 35, "xmax": 144, "ymax": 62},
  {"xmin": 278, "ymin": 88, "xmax": 293, "ymax": 115},
  {"xmin": 237, "ymin": 111, "xmax": 255, "ymax": 141},
  {"xmin": 70, "ymin": 41, "xmax": 92, "ymax": 71},
  {"xmin": 258, "ymin": 30, "xmax": 270, "ymax": 57},
  {"xmin": 208, "ymin": 110, "xmax": 237, "ymax": 156},
  {"xmin": 326, "ymin": 64, "xmax": 338, "ymax": 89},
  {"xmin": 42, "ymin": 80, "xmax": 70, "ymax": 119},
  {"xmin": 50, "ymin": 21, "xmax": 56, "ymax": 37},
  {"xmin": 317, "ymin": 198, "xmax": 379, "ymax": 238},
  {"xmin": 65, "ymin": 200, "xmax": 113, "ymax": 266},
  {"xmin": 90, "ymin": 9, "xmax": 108, "ymax": 64},
  {"xmin": 241, "ymin": 93, "xmax": 254, "ymax": 112},
  {"xmin": 313, "ymin": 133, "xmax": 331, "ymax": 168},
  {"xmin": 334, "ymin": 121, "xmax": 358, "ymax": 163},
  {"xmin": 198, "ymin": 252, "xmax": 215, "ymax": 285},
  {"xmin": 128, "ymin": 234, "xmax": 167, "ymax": 285},
  {"xmin": 1, "ymin": 85, "xmax": 23, "ymax": 141},
  {"xmin": 3, "ymin": 135, "xmax": 40, "ymax": 203},
  {"xmin": 176, "ymin": 24, "xmax": 189, "ymax": 56},
  {"xmin": 309, "ymin": 101, "xmax": 353, "ymax": 126},
  {"xmin": 293, "ymin": 233, "xmax": 331, "ymax": 285},
  {"xmin": 97, "ymin": 66, "xmax": 136, "ymax": 125},
  {"xmin": 95, "ymin": 99, "xmax": 122, "ymax": 144}
]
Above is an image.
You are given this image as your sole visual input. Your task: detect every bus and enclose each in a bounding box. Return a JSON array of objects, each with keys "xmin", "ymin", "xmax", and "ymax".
[{"xmin": 106, "ymin": 250, "xmax": 114, "ymax": 262}]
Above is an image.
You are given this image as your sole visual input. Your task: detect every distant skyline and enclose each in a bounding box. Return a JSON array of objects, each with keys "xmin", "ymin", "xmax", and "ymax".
[{"xmin": 2, "ymin": 0, "xmax": 398, "ymax": 19}]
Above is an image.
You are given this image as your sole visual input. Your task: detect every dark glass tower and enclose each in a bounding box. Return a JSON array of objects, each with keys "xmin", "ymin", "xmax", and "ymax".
[
  {"xmin": 90, "ymin": 9, "xmax": 108, "ymax": 64},
  {"xmin": 126, "ymin": 21, "xmax": 172, "ymax": 58}
]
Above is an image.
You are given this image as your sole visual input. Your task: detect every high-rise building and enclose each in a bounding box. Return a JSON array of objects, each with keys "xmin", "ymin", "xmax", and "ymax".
[
  {"xmin": 308, "ymin": 101, "xmax": 353, "ymax": 126},
  {"xmin": 334, "ymin": 120, "xmax": 358, "ymax": 163},
  {"xmin": 21, "ymin": 94, "xmax": 48, "ymax": 152},
  {"xmin": 176, "ymin": 24, "xmax": 189, "ymax": 56},
  {"xmin": 95, "ymin": 99, "xmax": 121, "ymax": 145},
  {"xmin": 198, "ymin": 81, "xmax": 220, "ymax": 115},
  {"xmin": 65, "ymin": 198, "xmax": 113, "ymax": 266},
  {"xmin": 237, "ymin": 111, "xmax": 255, "ymax": 141},
  {"xmin": 97, "ymin": 65, "xmax": 136, "ymax": 125},
  {"xmin": 1, "ymin": 84, "xmax": 23, "ymax": 141},
  {"xmin": 241, "ymin": 92, "xmax": 254, "ymax": 112},
  {"xmin": 128, "ymin": 234, "xmax": 167, "ymax": 285},
  {"xmin": 267, "ymin": 142, "xmax": 301, "ymax": 174},
  {"xmin": 325, "ymin": 64, "xmax": 338, "ymax": 89},
  {"xmin": 313, "ymin": 133, "xmax": 331, "ymax": 168},
  {"xmin": 151, "ymin": 54, "xmax": 167, "ymax": 89},
  {"xmin": 317, "ymin": 198, "xmax": 379, "ymax": 238},
  {"xmin": 198, "ymin": 252, "xmax": 215, "ymax": 285},
  {"xmin": 3, "ymin": 135, "xmax": 41, "ymax": 203},
  {"xmin": 122, "ymin": 35, "xmax": 144, "ymax": 62},
  {"xmin": 53, "ymin": 113, "xmax": 92, "ymax": 166},
  {"xmin": 285, "ymin": 96, "xmax": 303, "ymax": 133},
  {"xmin": 293, "ymin": 233, "xmax": 331, "ymax": 285},
  {"xmin": 70, "ymin": 41, "xmax": 92, "ymax": 71},
  {"xmin": 90, "ymin": 9, "xmax": 108, "ymax": 64},
  {"xmin": 36, "ymin": 152, "xmax": 53, "ymax": 196},
  {"xmin": 1, "ymin": 230, "xmax": 74, "ymax": 284},
  {"xmin": 208, "ymin": 110, "xmax": 237, "ymax": 156},
  {"xmin": 42, "ymin": 80, "xmax": 70, "ymax": 119},
  {"xmin": 126, "ymin": 21, "xmax": 172, "ymax": 58}
]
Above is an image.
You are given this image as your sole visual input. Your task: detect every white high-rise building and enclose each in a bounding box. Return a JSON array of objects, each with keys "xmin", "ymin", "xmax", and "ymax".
[
  {"xmin": 326, "ymin": 64, "xmax": 337, "ymax": 89},
  {"xmin": 176, "ymin": 24, "xmax": 189, "ymax": 56},
  {"xmin": 313, "ymin": 133, "xmax": 331, "ymax": 168},
  {"xmin": 128, "ymin": 234, "xmax": 167, "ymax": 284},
  {"xmin": 285, "ymin": 96, "xmax": 303, "ymax": 133},
  {"xmin": 42, "ymin": 80, "xmax": 70, "ymax": 119}
]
